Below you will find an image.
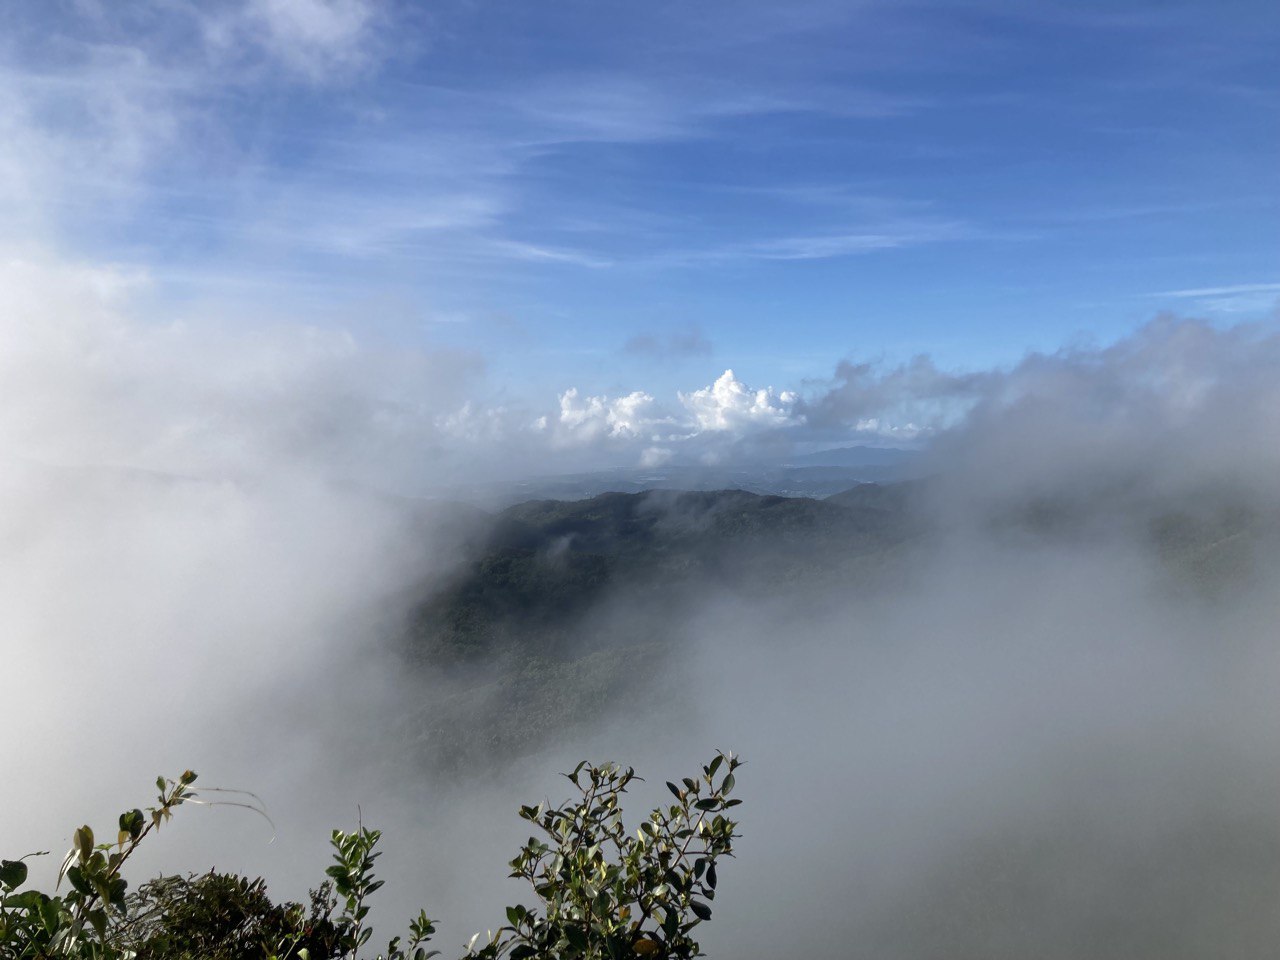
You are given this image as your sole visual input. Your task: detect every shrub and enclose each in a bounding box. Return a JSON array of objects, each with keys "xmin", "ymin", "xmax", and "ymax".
[
  {"xmin": 125, "ymin": 873, "xmax": 347, "ymax": 960},
  {"xmin": 0, "ymin": 754, "xmax": 742, "ymax": 960}
]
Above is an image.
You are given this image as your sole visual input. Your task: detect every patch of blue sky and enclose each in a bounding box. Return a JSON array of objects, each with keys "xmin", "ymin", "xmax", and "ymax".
[{"xmin": 1, "ymin": 0, "xmax": 1275, "ymax": 404}]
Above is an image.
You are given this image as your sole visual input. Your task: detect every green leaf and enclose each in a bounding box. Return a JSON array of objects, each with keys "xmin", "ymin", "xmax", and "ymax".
[
  {"xmin": 565, "ymin": 925, "xmax": 589, "ymax": 950},
  {"xmin": 67, "ymin": 865, "xmax": 91, "ymax": 895},
  {"xmin": 118, "ymin": 808, "xmax": 145, "ymax": 841},
  {"xmin": 5, "ymin": 890, "xmax": 45, "ymax": 911},
  {"xmin": 690, "ymin": 900, "xmax": 712, "ymax": 921},
  {"xmin": 74, "ymin": 825, "xmax": 94, "ymax": 859},
  {"xmin": 39, "ymin": 894, "xmax": 62, "ymax": 933},
  {"xmin": 662, "ymin": 908, "xmax": 679, "ymax": 937},
  {"xmin": 0, "ymin": 859, "xmax": 27, "ymax": 890},
  {"xmin": 721, "ymin": 773, "xmax": 735, "ymax": 796}
]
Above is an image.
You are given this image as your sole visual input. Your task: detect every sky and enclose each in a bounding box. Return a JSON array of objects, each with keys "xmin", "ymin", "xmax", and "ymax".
[{"xmin": 1, "ymin": 0, "xmax": 1277, "ymax": 478}]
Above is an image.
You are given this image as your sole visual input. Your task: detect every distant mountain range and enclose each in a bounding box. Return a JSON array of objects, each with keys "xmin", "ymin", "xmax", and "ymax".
[{"xmin": 432, "ymin": 446, "xmax": 924, "ymax": 506}]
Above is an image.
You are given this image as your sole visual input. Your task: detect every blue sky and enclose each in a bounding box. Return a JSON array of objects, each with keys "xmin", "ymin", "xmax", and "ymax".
[{"xmin": 1, "ymin": 0, "xmax": 1277, "ymax": 472}]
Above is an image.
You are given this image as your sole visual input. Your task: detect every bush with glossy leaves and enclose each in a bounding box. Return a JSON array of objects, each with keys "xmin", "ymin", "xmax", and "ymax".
[{"xmin": 0, "ymin": 754, "xmax": 741, "ymax": 960}]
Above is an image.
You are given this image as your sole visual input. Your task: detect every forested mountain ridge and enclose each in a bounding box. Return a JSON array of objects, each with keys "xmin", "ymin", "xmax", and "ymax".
[
  {"xmin": 405, "ymin": 486, "xmax": 915, "ymax": 666},
  {"xmin": 394, "ymin": 485, "xmax": 918, "ymax": 769},
  {"xmin": 393, "ymin": 480, "xmax": 1272, "ymax": 770}
]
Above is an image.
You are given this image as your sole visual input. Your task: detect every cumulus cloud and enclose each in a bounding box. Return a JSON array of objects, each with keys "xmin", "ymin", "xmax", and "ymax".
[
  {"xmin": 540, "ymin": 388, "xmax": 669, "ymax": 447},
  {"xmin": 678, "ymin": 369, "xmax": 799, "ymax": 433},
  {"xmin": 514, "ymin": 369, "xmax": 805, "ymax": 467},
  {"xmin": 521, "ymin": 318, "xmax": 1280, "ymax": 473}
]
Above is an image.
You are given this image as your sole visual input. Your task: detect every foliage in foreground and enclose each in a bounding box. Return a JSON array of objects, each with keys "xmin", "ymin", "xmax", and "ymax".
[{"xmin": 0, "ymin": 753, "xmax": 742, "ymax": 959}]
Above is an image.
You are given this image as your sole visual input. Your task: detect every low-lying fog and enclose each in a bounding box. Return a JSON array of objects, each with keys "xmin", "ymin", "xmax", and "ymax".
[{"xmin": 4, "ymin": 272, "xmax": 1280, "ymax": 958}]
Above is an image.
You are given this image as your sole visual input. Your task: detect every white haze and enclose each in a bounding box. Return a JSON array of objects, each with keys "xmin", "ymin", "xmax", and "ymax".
[{"xmin": 4, "ymin": 255, "xmax": 1280, "ymax": 957}]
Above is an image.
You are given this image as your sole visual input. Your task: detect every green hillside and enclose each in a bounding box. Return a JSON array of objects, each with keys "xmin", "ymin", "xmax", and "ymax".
[
  {"xmin": 405, "ymin": 487, "xmax": 913, "ymax": 665},
  {"xmin": 395, "ymin": 480, "xmax": 1276, "ymax": 770},
  {"xmin": 395, "ymin": 486, "xmax": 918, "ymax": 769}
]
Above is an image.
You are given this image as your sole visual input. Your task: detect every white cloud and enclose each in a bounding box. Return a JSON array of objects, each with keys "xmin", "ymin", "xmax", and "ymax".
[
  {"xmin": 1147, "ymin": 282, "xmax": 1280, "ymax": 315},
  {"xmin": 203, "ymin": 0, "xmax": 386, "ymax": 81},
  {"xmin": 0, "ymin": 45, "xmax": 185, "ymax": 240},
  {"xmin": 435, "ymin": 401, "xmax": 516, "ymax": 445},
  {"xmin": 9, "ymin": 253, "xmax": 1275, "ymax": 489},
  {"xmin": 802, "ymin": 354, "xmax": 988, "ymax": 436},
  {"xmin": 0, "ymin": 0, "xmax": 394, "ymax": 258},
  {"xmin": 549, "ymin": 387, "xmax": 665, "ymax": 446},
  {"xmin": 0, "ymin": 255, "xmax": 480, "ymax": 489},
  {"xmin": 645, "ymin": 219, "xmax": 973, "ymax": 268},
  {"xmin": 509, "ymin": 370, "xmax": 807, "ymax": 466},
  {"xmin": 639, "ymin": 445, "xmax": 674, "ymax": 468},
  {"xmin": 851, "ymin": 417, "xmax": 926, "ymax": 439},
  {"xmin": 679, "ymin": 369, "xmax": 800, "ymax": 432},
  {"xmin": 924, "ymin": 316, "xmax": 1280, "ymax": 508},
  {"xmin": 1155, "ymin": 282, "xmax": 1280, "ymax": 298},
  {"xmin": 742, "ymin": 224, "xmax": 965, "ymax": 261}
]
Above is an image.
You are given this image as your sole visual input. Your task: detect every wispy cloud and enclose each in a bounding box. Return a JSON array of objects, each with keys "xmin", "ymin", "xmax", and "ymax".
[
  {"xmin": 200, "ymin": 0, "xmax": 392, "ymax": 82},
  {"xmin": 1154, "ymin": 282, "xmax": 1280, "ymax": 298},
  {"xmin": 502, "ymin": 72, "xmax": 925, "ymax": 152},
  {"xmin": 0, "ymin": 1, "xmax": 968, "ymax": 286},
  {"xmin": 484, "ymin": 239, "xmax": 613, "ymax": 269},
  {"xmin": 742, "ymin": 224, "xmax": 967, "ymax": 261},
  {"xmin": 642, "ymin": 219, "xmax": 973, "ymax": 267},
  {"xmin": 1148, "ymin": 282, "xmax": 1280, "ymax": 315},
  {"xmin": 2, "ymin": 0, "xmax": 1275, "ymax": 371}
]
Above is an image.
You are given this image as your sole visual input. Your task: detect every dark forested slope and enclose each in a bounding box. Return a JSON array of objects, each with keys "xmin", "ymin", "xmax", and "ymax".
[
  {"xmin": 394, "ymin": 480, "xmax": 1272, "ymax": 769},
  {"xmin": 405, "ymin": 487, "xmax": 914, "ymax": 666}
]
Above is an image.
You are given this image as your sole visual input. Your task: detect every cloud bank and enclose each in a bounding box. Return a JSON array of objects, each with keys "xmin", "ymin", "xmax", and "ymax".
[
  {"xmin": 0, "ymin": 257, "xmax": 483, "ymax": 490},
  {"xmin": 5, "ymin": 251, "xmax": 1277, "ymax": 485},
  {"xmin": 4, "ymin": 251, "xmax": 1280, "ymax": 958}
]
